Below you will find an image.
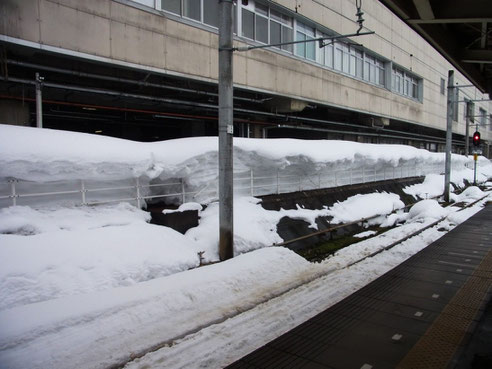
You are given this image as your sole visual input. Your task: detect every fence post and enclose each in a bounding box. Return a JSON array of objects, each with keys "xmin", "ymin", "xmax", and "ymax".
[
  {"xmin": 277, "ymin": 170, "xmax": 280, "ymax": 194},
  {"xmin": 181, "ymin": 178, "xmax": 186, "ymax": 204},
  {"xmin": 10, "ymin": 180, "xmax": 17, "ymax": 206},
  {"xmin": 136, "ymin": 177, "xmax": 141, "ymax": 209},
  {"xmin": 250, "ymin": 169, "xmax": 254, "ymax": 196},
  {"xmin": 81, "ymin": 180, "xmax": 86, "ymax": 205}
]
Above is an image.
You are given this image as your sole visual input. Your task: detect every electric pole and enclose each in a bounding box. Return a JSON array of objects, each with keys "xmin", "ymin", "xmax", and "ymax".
[
  {"xmin": 444, "ymin": 70, "xmax": 454, "ymax": 202},
  {"xmin": 218, "ymin": 0, "xmax": 234, "ymax": 260}
]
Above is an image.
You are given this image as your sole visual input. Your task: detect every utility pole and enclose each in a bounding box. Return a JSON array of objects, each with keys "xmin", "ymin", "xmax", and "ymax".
[
  {"xmin": 444, "ymin": 70, "xmax": 454, "ymax": 203},
  {"xmin": 35, "ymin": 72, "xmax": 44, "ymax": 128},
  {"xmin": 218, "ymin": 0, "xmax": 234, "ymax": 260},
  {"xmin": 465, "ymin": 102, "xmax": 471, "ymax": 157}
]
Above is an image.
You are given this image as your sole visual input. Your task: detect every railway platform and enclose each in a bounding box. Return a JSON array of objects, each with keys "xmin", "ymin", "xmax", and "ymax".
[{"xmin": 226, "ymin": 203, "xmax": 492, "ymax": 369}]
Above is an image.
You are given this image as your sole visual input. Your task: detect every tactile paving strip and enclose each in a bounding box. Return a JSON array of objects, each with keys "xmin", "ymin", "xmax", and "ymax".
[{"xmin": 396, "ymin": 249, "xmax": 492, "ymax": 369}]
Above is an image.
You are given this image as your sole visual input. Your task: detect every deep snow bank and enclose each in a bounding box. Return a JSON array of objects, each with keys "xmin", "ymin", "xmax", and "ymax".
[{"xmin": 0, "ymin": 124, "xmax": 462, "ymax": 184}]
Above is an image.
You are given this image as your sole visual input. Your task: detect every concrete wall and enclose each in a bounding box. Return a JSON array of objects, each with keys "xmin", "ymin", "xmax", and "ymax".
[{"xmin": 1, "ymin": 0, "xmax": 491, "ymax": 140}]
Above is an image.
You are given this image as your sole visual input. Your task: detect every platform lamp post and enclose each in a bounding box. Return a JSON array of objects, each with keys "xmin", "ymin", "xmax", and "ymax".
[
  {"xmin": 218, "ymin": 0, "xmax": 234, "ymax": 260},
  {"xmin": 444, "ymin": 70, "xmax": 454, "ymax": 203}
]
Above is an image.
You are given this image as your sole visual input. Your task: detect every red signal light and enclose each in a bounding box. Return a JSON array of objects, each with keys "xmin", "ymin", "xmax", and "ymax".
[{"xmin": 472, "ymin": 131, "xmax": 481, "ymax": 146}]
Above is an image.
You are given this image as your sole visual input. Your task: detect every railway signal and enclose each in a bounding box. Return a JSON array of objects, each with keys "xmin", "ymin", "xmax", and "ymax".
[{"xmin": 473, "ymin": 131, "xmax": 480, "ymax": 146}]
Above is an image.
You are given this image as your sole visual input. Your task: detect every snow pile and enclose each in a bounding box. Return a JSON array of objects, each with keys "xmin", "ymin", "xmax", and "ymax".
[
  {"xmin": 328, "ymin": 192, "xmax": 404, "ymax": 223},
  {"xmin": 0, "ymin": 204, "xmax": 200, "ymax": 311},
  {"xmin": 404, "ymin": 173, "xmax": 446, "ymax": 199},
  {"xmin": 0, "ymin": 247, "xmax": 324, "ymax": 369},
  {"xmin": 162, "ymin": 202, "xmax": 202, "ymax": 214},
  {"xmin": 0, "ymin": 202, "xmax": 150, "ymax": 235},
  {"xmin": 450, "ymin": 186, "xmax": 485, "ymax": 203},
  {"xmin": 407, "ymin": 199, "xmax": 451, "ymax": 221}
]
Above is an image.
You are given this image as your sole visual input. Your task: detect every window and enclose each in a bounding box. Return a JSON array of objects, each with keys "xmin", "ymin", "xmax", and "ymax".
[
  {"xmin": 296, "ymin": 22, "xmax": 315, "ymax": 60},
  {"xmin": 320, "ymin": 39, "xmax": 333, "ymax": 68},
  {"xmin": 162, "ymin": 0, "xmax": 181, "ymax": 14},
  {"xmin": 270, "ymin": 9, "xmax": 293, "ymax": 52},
  {"xmin": 183, "ymin": 0, "xmax": 200, "ymax": 21},
  {"xmin": 161, "ymin": 0, "xmax": 219, "ymax": 27},
  {"xmin": 479, "ymin": 108, "xmax": 487, "ymax": 127},
  {"xmin": 203, "ymin": 0, "xmax": 219, "ymax": 27},
  {"xmin": 440, "ymin": 77, "xmax": 446, "ymax": 95},
  {"xmin": 240, "ymin": 2, "xmax": 293, "ymax": 50},
  {"xmin": 392, "ymin": 66, "xmax": 420, "ymax": 100}
]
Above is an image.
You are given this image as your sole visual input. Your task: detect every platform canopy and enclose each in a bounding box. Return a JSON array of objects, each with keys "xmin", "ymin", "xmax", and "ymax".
[{"xmin": 379, "ymin": 0, "xmax": 492, "ymax": 96}]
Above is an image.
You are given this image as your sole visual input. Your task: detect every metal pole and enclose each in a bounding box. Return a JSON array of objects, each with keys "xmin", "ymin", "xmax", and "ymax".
[
  {"xmin": 473, "ymin": 154, "xmax": 477, "ymax": 185},
  {"xmin": 465, "ymin": 102, "xmax": 472, "ymax": 157},
  {"xmin": 444, "ymin": 70, "xmax": 454, "ymax": 202},
  {"xmin": 35, "ymin": 73, "xmax": 43, "ymax": 128},
  {"xmin": 218, "ymin": 0, "xmax": 234, "ymax": 261}
]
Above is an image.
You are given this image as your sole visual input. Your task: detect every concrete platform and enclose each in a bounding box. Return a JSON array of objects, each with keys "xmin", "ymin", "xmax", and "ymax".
[{"xmin": 226, "ymin": 203, "xmax": 492, "ymax": 369}]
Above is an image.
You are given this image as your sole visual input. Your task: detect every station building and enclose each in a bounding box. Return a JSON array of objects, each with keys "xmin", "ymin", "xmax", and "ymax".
[{"xmin": 0, "ymin": 0, "xmax": 491, "ymax": 157}]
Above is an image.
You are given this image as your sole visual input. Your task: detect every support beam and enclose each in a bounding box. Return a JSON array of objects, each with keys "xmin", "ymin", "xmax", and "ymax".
[
  {"xmin": 461, "ymin": 49, "xmax": 492, "ymax": 63},
  {"xmin": 408, "ymin": 18, "xmax": 492, "ymax": 24},
  {"xmin": 412, "ymin": 0, "xmax": 434, "ymax": 20}
]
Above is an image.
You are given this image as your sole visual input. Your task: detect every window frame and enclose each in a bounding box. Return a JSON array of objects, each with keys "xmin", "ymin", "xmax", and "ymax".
[{"xmin": 392, "ymin": 66, "xmax": 421, "ymax": 101}]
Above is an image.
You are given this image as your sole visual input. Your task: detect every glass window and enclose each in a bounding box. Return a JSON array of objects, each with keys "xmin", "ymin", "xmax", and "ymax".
[
  {"xmin": 325, "ymin": 43, "xmax": 333, "ymax": 68},
  {"xmin": 295, "ymin": 22, "xmax": 315, "ymax": 60},
  {"xmin": 203, "ymin": 0, "xmax": 219, "ymax": 27},
  {"xmin": 392, "ymin": 66, "xmax": 420, "ymax": 100},
  {"xmin": 281, "ymin": 26, "xmax": 293, "ymax": 52},
  {"xmin": 256, "ymin": 14, "xmax": 268, "ymax": 43},
  {"xmin": 306, "ymin": 38, "xmax": 315, "ymax": 60},
  {"xmin": 480, "ymin": 108, "xmax": 487, "ymax": 126},
  {"xmin": 162, "ymin": 0, "xmax": 181, "ymax": 14},
  {"xmin": 296, "ymin": 32, "xmax": 306, "ymax": 58},
  {"xmin": 334, "ymin": 43, "xmax": 342, "ymax": 70},
  {"xmin": 255, "ymin": 2, "xmax": 268, "ymax": 16},
  {"xmin": 270, "ymin": 21, "xmax": 281, "ymax": 46},
  {"xmin": 242, "ymin": 9, "xmax": 255, "ymax": 39},
  {"xmin": 183, "ymin": 0, "xmax": 200, "ymax": 21}
]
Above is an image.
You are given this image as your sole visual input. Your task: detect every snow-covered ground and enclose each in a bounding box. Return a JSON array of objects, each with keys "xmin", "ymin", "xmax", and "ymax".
[{"xmin": 0, "ymin": 125, "xmax": 492, "ymax": 369}]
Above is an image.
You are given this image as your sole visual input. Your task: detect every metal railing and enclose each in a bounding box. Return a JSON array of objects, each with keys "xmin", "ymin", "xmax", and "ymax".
[{"xmin": 0, "ymin": 162, "xmax": 445, "ymax": 208}]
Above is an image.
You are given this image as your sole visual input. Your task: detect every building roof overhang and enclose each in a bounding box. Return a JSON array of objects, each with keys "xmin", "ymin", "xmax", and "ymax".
[{"xmin": 378, "ymin": 0, "xmax": 492, "ymax": 96}]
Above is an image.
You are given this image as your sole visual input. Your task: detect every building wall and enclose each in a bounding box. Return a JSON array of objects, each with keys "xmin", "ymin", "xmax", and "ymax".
[{"xmin": 1, "ymin": 0, "xmax": 491, "ymax": 140}]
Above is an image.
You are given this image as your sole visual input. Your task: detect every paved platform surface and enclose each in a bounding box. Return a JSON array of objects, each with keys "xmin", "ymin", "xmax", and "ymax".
[{"xmin": 226, "ymin": 203, "xmax": 492, "ymax": 369}]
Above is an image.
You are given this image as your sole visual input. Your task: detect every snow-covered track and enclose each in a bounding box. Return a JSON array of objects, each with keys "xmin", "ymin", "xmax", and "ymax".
[{"xmin": 114, "ymin": 190, "xmax": 491, "ymax": 369}]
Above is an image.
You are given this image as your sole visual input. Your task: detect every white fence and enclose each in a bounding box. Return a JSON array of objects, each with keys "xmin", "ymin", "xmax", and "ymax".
[{"xmin": 0, "ymin": 162, "xmax": 444, "ymax": 208}]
